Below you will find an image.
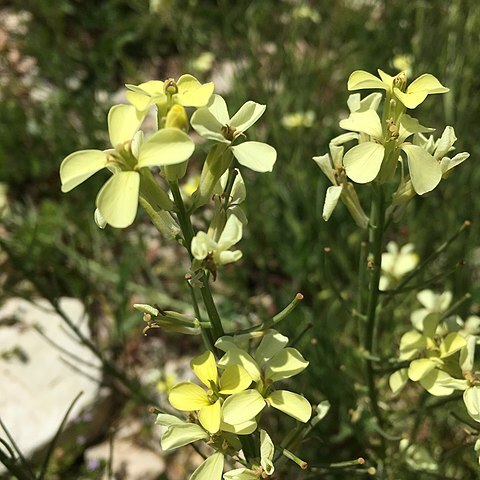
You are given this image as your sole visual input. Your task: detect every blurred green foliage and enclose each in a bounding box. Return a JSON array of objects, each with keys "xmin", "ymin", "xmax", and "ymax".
[{"xmin": 1, "ymin": 0, "xmax": 480, "ymax": 478}]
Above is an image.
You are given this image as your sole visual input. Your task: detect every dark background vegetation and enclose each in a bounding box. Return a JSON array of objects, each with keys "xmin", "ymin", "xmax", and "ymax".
[{"xmin": 1, "ymin": 0, "xmax": 479, "ymax": 478}]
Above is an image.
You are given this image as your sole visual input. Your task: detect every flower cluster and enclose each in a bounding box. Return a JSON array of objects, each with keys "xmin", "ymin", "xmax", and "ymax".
[
  {"xmin": 390, "ymin": 289, "xmax": 480, "ymax": 424},
  {"xmin": 314, "ymin": 69, "xmax": 469, "ymax": 226},
  {"xmin": 158, "ymin": 330, "xmax": 311, "ymax": 479}
]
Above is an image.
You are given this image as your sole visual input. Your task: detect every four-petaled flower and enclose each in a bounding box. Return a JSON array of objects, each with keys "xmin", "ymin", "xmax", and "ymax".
[
  {"xmin": 339, "ymin": 109, "xmax": 442, "ymax": 194},
  {"xmin": 191, "ymin": 94, "xmax": 277, "ymax": 173},
  {"xmin": 60, "ymin": 104, "xmax": 194, "ymax": 228},
  {"xmin": 168, "ymin": 350, "xmax": 252, "ymax": 434},
  {"xmin": 348, "ymin": 69, "xmax": 449, "ymax": 109},
  {"xmin": 125, "ymin": 74, "xmax": 214, "ymax": 112},
  {"xmin": 215, "ymin": 330, "xmax": 312, "ymax": 425}
]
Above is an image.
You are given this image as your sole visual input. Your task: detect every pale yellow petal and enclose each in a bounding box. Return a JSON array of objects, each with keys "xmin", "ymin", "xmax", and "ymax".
[
  {"xmin": 60, "ymin": 149, "xmax": 107, "ymax": 192},
  {"xmin": 219, "ymin": 365, "xmax": 252, "ymax": 394},
  {"xmin": 190, "ymin": 351, "xmax": 218, "ymax": 388},
  {"xmin": 96, "ymin": 171, "xmax": 139, "ymax": 228},
  {"xmin": 198, "ymin": 399, "xmax": 221, "ymax": 433},
  {"xmin": 168, "ymin": 382, "xmax": 210, "ymax": 411}
]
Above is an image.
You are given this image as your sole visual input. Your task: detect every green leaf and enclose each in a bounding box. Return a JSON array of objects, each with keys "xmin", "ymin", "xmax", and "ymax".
[
  {"xmin": 231, "ymin": 141, "xmax": 277, "ymax": 173},
  {"xmin": 222, "ymin": 390, "xmax": 266, "ymax": 425},
  {"xmin": 168, "ymin": 382, "xmax": 210, "ymax": 411},
  {"xmin": 190, "ymin": 452, "xmax": 224, "ymax": 480},
  {"xmin": 401, "ymin": 144, "xmax": 442, "ymax": 195},
  {"xmin": 96, "ymin": 171, "xmax": 140, "ymax": 228},
  {"xmin": 138, "ymin": 128, "xmax": 194, "ymax": 168},
  {"xmin": 266, "ymin": 390, "xmax": 311, "ymax": 422},
  {"xmin": 265, "ymin": 347, "xmax": 309, "ymax": 382},
  {"xmin": 161, "ymin": 423, "xmax": 209, "ymax": 451},
  {"xmin": 60, "ymin": 149, "xmax": 107, "ymax": 192},
  {"xmin": 343, "ymin": 142, "xmax": 385, "ymax": 183}
]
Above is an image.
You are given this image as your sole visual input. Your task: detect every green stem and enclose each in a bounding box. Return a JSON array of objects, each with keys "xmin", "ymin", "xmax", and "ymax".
[
  {"xmin": 169, "ymin": 181, "xmax": 225, "ymax": 344},
  {"xmin": 364, "ymin": 184, "xmax": 387, "ymax": 439}
]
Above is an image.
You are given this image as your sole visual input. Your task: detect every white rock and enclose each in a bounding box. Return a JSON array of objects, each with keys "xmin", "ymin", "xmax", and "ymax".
[{"xmin": 0, "ymin": 297, "xmax": 104, "ymax": 469}]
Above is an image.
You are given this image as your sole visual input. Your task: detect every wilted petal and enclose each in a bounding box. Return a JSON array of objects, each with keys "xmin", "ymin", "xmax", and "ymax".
[
  {"xmin": 464, "ymin": 387, "xmax": 480, "ymax": 422},
  {"xmin": 441, "ymin": 152, "xmax": 469, "ymax": 176},
  {"xmin": 176, "ymin": 74, "xmax": 214, "ymax": 107},
  {"xmin": 266, "ymin": 390, "xmax": 311, "ymax": 422},
  {"xmin": 231, "ymin": 141, "xmax": 277, "ymax": 173},
  {"xmin": 96, "ymin": 171, "xmax": 140, "ymax": 228},
  {"xmin": 401, "ymin": 144, "xmax": 442, "ymax": 195},
  {"xmin": 260, "ymin": 430, "xmax": 275, "ymax": 475},
  {"xmin": 347, "ymin": 70, "xmax": 389, "ymax": 91},
  {"xmin": 138, "ymin": 128, "xmax": 194, "ymax": 167},
  {"xmin": 222, "ymin": 390, "xmax": 266, "ymax": 425},
  {"xmin": 265, "ymin": 348, "xmax": 309, "ymax": 382},
  {"xmin": 190, "ymin": 452, "xmax": 224, "ymax": 480},
  {"xmin": 199, "ymin": 399, "xmax": 221, "ymax": 433},
  {"xmin": 60, "ymin": 149, "xmax": 107, "ymax": 192},
  {"xmin": 313, "ymin": 154, "xmax": 336, "ymax": 184},
  {"xmin": 343, "ymin": 142, "xmax": 385, "ymax": 183},
  {"xmin": 435, "ymin": 126, "xmax": 457, "ymax": 159},
  {"xmin": 323, "ymin": 185, "xmax": 343, "ymax": 221},
  {"xmin": 168, "ymin": 382, "xmax": 211, "ymax": 410},
  {"xmin": 161, "ymin": 423, "xmax": 209, "ymax": 451},
  {"xmin": 190, "ymin": 351, "xmax": 218, "ymax": 388},
  {"xmin": 230, "ymin": 101, "xmax": 266, "ymax": 132},
  {"xmin": 108, "ymin": 104, "xmax": 145, "ymax": 148}
]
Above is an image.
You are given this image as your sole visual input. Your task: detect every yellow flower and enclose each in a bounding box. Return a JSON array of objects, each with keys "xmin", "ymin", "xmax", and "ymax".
[{"xmin": 168, "ymin": 351, "xmax": 252, "ymax": 433}]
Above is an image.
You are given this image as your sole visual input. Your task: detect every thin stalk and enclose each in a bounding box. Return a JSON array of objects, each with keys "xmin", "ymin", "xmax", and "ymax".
[
  {"xmin": 364, "ymin": 184, "xmax": 387, "ymax": 442},
  {"xmin": 38, "ymin": 391, "xmax": 83, "ymax": 480},
  {"xmin": 0, "ymin": 417, "xmax": 35, "ymax": 479},
  {"xmin": 382, "ymin": 220, "xmax": 471, "ymax": 308},
  {"xmin": 240, "ymin": 292, "xmax": 304, "ymax": 333}
]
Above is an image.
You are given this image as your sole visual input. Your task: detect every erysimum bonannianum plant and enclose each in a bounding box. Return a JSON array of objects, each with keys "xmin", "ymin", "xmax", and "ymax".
[
  {"xmin": 58, "ymin": 74, "xmax": 327, "ymax": 479},
  {"xmin": 314, "ymin": 67, "xmax": 473, "ymax": 475}
]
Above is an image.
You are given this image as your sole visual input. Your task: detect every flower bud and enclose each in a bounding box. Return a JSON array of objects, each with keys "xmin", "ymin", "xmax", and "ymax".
[{"xmin": 164, "ymin": 105, "xmax": 190, "ymax": 181}]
